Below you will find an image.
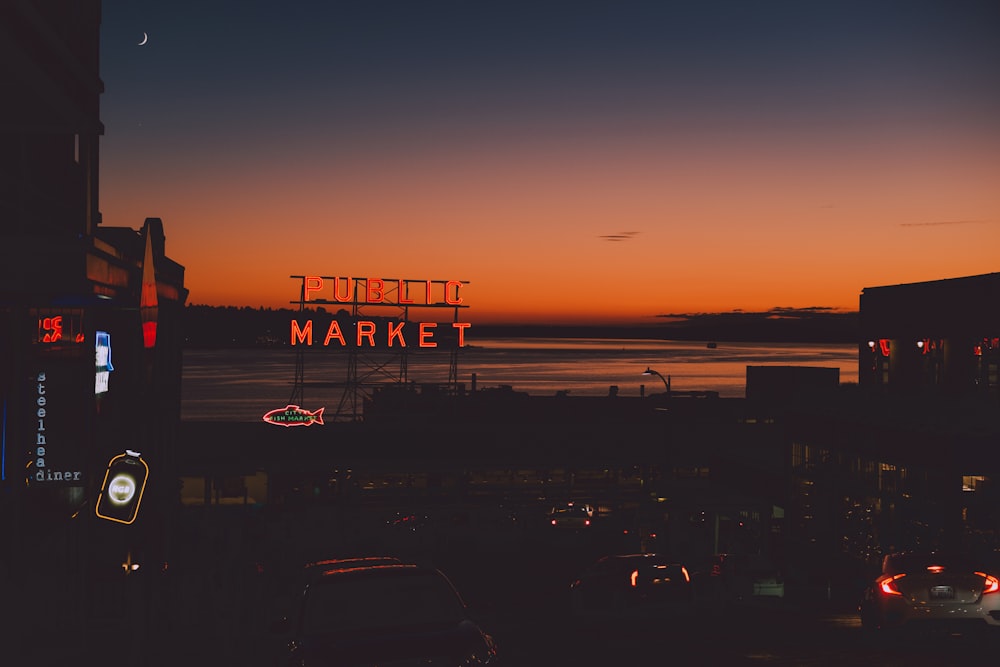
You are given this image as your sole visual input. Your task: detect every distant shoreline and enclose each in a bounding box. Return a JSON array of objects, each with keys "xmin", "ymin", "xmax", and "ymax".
[{"xmin": 468, "ymin": 322, "xmax": 858, "ymax": 344}]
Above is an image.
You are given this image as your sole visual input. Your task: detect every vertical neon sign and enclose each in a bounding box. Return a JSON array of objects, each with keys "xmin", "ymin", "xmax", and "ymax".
[{"xmin": 95, "ymin": 331, "xmax": 113, "ymax": 395}]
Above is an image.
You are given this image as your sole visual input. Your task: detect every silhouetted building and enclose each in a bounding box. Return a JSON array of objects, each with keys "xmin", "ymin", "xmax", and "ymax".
[
  {"xmin": 859, "ymin": 273, "xmax": 1000, "ymax": 395},
  {"xmin": 745, "ymin": 365, "xmax": 840, "ymax": 403},
  {"xmin": 1, "ymin": 0, "xmax": 188, "ymax": 650}
]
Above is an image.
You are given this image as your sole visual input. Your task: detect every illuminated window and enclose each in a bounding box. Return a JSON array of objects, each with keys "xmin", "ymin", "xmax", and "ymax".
[
  {"xmin": 32, "ymin": 309, "xmax": 84, "ymax": 345},
  {"xmin": 962, "ymin": 475, "xmax": 987, "ymax": 492}
]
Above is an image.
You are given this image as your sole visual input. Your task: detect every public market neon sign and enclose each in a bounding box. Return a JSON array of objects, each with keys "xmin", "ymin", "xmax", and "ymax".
[{"xmin": 290, "ymin": 275, "xmax": 471, "ymax": 348}]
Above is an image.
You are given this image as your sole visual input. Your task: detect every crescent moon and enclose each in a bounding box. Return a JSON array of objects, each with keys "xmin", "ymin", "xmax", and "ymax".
[{"xmin": 139, "ymin": 32, "xmax": 148, "ymax": 46}]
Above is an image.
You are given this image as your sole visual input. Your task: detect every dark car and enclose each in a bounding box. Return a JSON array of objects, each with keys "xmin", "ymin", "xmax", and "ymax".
[
  {"xmin": 546, "ymin": 502, "xmax": 594, "ymax": 528},
  {"xmin": 570, "ymin": 553, "xmax": 694, "ymax": 618},
  {"xmin": 272, "ymin": 562, "xmax": 499, "ymax": 666}
]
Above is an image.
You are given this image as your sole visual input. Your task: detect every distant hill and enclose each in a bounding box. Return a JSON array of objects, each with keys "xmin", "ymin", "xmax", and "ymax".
[{"xmin": 182, "ymin": 305, "xmax": 858, "ymax": 347}]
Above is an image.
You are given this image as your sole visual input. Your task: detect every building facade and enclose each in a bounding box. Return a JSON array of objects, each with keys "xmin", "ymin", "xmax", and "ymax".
[
  {"xmin": 1, "ymin": 0, "xmax": 188, "ymax": 650},
  {"xmin": 859, "ymin": 273, "xmax": 1000, "ymax": 396}
]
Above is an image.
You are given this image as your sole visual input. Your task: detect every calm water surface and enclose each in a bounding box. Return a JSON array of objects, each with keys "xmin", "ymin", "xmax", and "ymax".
[{"xmin": 182, "ymin": 338, "xmax": 858, "ymax": 422}]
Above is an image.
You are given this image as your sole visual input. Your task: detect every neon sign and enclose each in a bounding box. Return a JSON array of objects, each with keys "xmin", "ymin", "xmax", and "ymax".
[
  {"xmin": 96, "ymin": 450, "xmax": 149, "ymax": 524},
  {"xmin": 140, "ymin": 228, "xmax": 159, "ymax": 349},
  {"xmin": 291, "ymin": 319, "xmax": 470, "ymax": 348},
  {"xmin": 30, "ymin": 371, "xmax": 83, "ymax": 483},
  {"xmin": 95, "ymin": 331, "xmax": 114, "ymax": 394},
  {"xmin": 290, "ymin": 276, "xmax": 472, "ymax": 348},
  {"xmin": 299, "ymin": 276, "xmax": 465, "ymax": 305},
  {"xmin": 262, "ymin": 404, "xmax": 325, "ymax": 427},
  {"xmin": 35, "ymin": 312, "xmax": 85, "ymax": 345}
]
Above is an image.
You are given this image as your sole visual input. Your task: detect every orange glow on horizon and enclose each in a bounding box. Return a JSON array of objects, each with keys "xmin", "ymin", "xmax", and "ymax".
[{"xmin": 99, "ymin": 121, "xmax": 1000, "ymax": 323}]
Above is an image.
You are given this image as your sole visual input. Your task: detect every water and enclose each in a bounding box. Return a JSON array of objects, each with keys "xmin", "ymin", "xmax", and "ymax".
[{"xmin": 181, "ymin": 338, "xmax": 858, "ymax": 422}]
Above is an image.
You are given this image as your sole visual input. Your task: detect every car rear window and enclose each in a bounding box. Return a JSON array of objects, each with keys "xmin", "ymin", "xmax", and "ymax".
[
  {"xmin": 883, "ymin": 552, "xmax": 982, "ymax": 575},
  {"xmin": 302, "ymin": 571, "xmax": 467, "ymax": 635}
]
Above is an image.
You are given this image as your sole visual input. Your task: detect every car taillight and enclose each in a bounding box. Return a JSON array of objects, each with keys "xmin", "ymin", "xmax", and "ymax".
[
  {"xmin": 976, "ymin": 572, "xmax": 1000, "ymax": 594},
  {"xmin": 879, "ymin": 573, "xmax": 905, "ymax": 596}
]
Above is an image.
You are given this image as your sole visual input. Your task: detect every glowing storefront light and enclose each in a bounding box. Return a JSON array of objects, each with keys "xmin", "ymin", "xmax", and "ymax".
[
  {"xmin": 95, "ymin": 331, "xmax": 114, "ymax": 394},
  {"xmin": 96, "ymin": 450, "xmax": 149, "ymax": 525},
  {"xmin": 107, "ymin": 473, "xmax": 136, "ymax": 505},
  {"xmin": 140, "ymin": 230, "xmax": 158, "ymax": 349},
  {"xmin": 35, "ymin": 311, "xmax": 84, "ymax": 345}
]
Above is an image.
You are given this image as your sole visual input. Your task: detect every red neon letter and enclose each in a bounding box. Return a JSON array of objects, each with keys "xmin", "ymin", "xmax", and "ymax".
[
  {"xmin": 387, "ymin": 321, "xmax": 407, "ymax": 347},
  {"xmin": 304, "ymin": 276, "xmax": 323, "ymax": 301},
  {"xmin": 323, "ymin": 321, "xmax": 346, "ymax": 346},
  {"xmin": 291, "ymin": 320, "xmax": 313, "ymax": 346},
  {"xmin": 367, "ymin": 278, "xmax": 384, "ymax": 303},
  {"xmin": 398, "ymin": 280, "xmax": 414, "ymax": 304},
  {"xmin": 419, "ymin": 322, "xmax": 438, "ymax": 348},
  {"xmin": 445, "ymin": 281, "xmax": 463, "ymax": 305},
  {"xmin": 452, "ymin": 322, "xmax": 471, "ymax": 347},
  {"xmin": 357, "ymin": 321, "xmax": 377, "ymax": 346},
  {"xmin": 425, "ymin": 280, "xmax": 433, "ymax": 304},
  {"xmin": 41, "ymin": 316, "xmax": 64, "ymax": 343},
  {"xmin": 333, "ymin": 277, "xmax": 352, "ymax": 302}
]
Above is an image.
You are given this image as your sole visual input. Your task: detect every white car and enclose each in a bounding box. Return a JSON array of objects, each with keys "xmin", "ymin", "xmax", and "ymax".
[{"xmin": 859, "ymin": 550, "xmax": 1000, "ymax": 632}]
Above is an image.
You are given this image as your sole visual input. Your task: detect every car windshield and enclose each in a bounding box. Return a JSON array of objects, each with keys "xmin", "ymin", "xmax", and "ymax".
[
  {"xmin": 882, "ymin": 552, "xmax": 983, "ymax": 575},
  {"xmin": 550, "ymin": 505, "xmax": 591, "ymax": 517},
  {"xmin": 301, "ymin": 570, "xmax": 468, "ymax": 635}
]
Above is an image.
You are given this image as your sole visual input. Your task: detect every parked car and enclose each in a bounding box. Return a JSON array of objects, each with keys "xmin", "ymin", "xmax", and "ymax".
[
  {"xmin": 859, "ymin": 550, "xmax": 1000, "ymax": 633},
  {"xmin": 272, "ymin": 562, "xmax": 500, "ymax": 666},
  {"xmin": 547, "ymin": 502, "xmax": 594, "ymax": 528},
  {"xmin": 570, "ymin": 553, "xmax": 693, "ymax": 618}
]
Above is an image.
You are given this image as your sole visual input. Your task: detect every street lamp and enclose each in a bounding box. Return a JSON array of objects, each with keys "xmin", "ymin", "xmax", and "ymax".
[{"xmin": 642, "ymin": 367, "xmax": 670, "ymax": 397}]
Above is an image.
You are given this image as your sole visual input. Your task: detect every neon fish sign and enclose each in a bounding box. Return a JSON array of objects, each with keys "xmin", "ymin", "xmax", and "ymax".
[{"xmin": 262, "ymin": 405, "xmax": 325, "ymax": 427}]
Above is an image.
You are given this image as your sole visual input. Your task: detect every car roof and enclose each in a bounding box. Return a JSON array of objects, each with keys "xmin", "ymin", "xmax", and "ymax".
[
  {"xmin": 313, "ymin": 562, "xmax": 447, "ymax": 582},
  {"xmin": 307, "ymin": 563, "xmax": 468, "ymax": 601},
  {"xmin": 304, "ymin": 556, "xmax": 403, "ymax": 571}
]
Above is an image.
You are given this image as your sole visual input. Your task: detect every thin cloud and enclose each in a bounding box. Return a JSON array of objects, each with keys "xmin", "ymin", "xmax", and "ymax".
[
  {"xmin": 900, "ymin": 219, "xmax": 992, "ymax": 227},
  {"xmin": 599, "ymin": 231, "xmax": 639, "ymax": 242},
  {"xmin": 656, "ymin": 306, "xmax": 849, "ymax": 320}
]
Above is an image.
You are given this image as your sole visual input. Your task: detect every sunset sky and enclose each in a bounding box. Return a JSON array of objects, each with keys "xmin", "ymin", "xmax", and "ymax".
[{"xmin": 97, "ymin": 1, "xmax": 1000, "ymax": 326}]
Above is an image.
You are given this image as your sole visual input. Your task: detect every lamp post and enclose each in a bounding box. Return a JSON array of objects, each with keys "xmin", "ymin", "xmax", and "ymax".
[{"xmin": 642, "ymin": 367, "xmax": 670, "ymax": 398}]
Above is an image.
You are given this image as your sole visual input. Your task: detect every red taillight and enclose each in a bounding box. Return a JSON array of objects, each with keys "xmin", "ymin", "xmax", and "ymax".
[
  {"xmin": 584, "ymin": 519, "xmax": 591, "ymax": 526},
  {"xmin": 976, "ymin": 572, "xmax": 1000, "ymax": 594},
  {"xmin": 879, "ymin": 573, "xmax": 905, "ymax": 596}
]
